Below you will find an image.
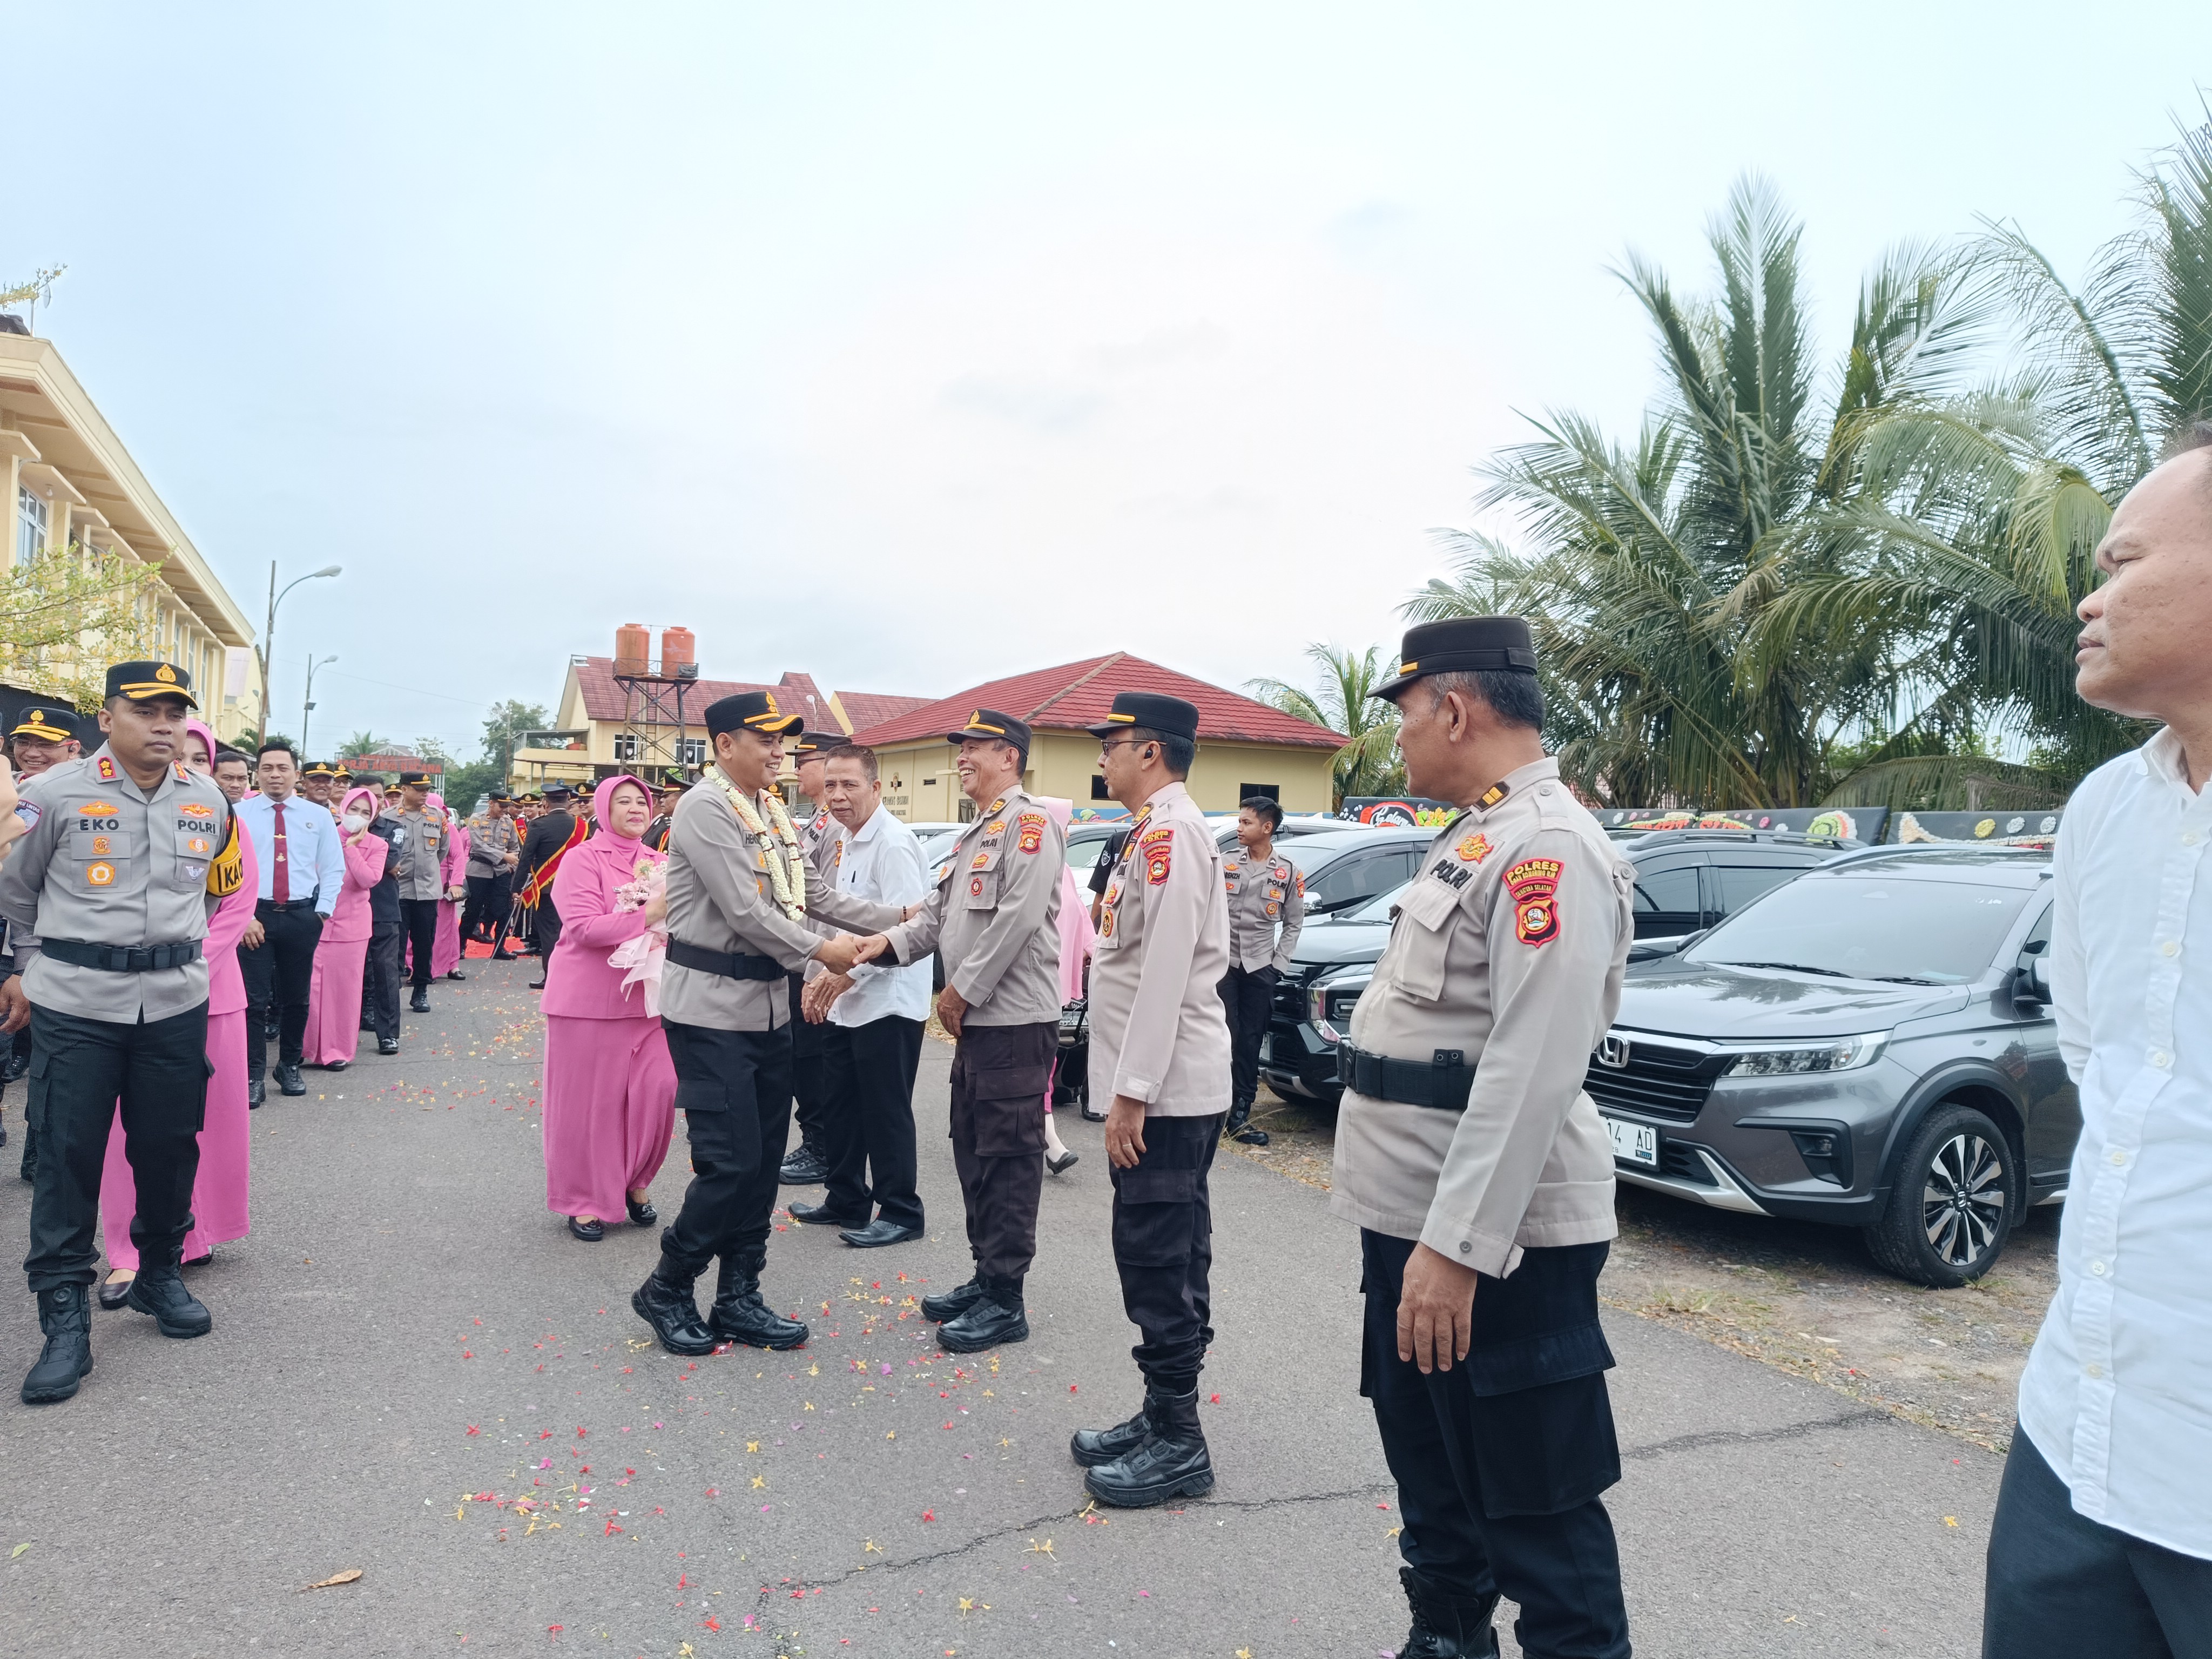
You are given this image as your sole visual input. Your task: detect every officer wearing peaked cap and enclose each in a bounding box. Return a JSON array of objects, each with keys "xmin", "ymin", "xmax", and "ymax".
[
  {"xmin": 8, "ymin": 704, "xmax": 82, "ymax": 779},
  {"xmin": 853, "ymin": 707, "xmax": 1067, "ymax": 1353},
  {"xmin": 1069, "ymin": 691, "xmax": 1235, "ymax": 1508},
  {"xmin": 779, "ymin": 728, "xmax": 851, "ymax": 1188},
  {"xmin": 0, "ymin": 660, "xmax": 242, "ymax": 1405},
  {"xmin": 1334, "ymin": 617, "xmax": 1636, "ymax": 1659}
]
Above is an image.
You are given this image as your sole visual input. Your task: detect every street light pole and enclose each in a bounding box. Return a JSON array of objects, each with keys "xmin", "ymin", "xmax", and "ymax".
[
  {"xmin": 258, "ymin": 561, "xmax": 342, "ymax": 741},
  {"xmin": 301, "ymin": 653, "xmax": 338, "ymax": 757}
]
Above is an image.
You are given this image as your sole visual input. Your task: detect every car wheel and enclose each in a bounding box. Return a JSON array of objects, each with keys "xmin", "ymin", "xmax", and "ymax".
[{"xmin": 1864, "ymin": 1103, "xmax": 2017, "ymax": 1287}]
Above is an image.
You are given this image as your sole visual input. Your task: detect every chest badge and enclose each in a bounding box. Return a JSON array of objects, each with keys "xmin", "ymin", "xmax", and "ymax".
[
  {"xmin": 86, "ymin": 861, "xmax": 117, "ymax": 887},
  {"xmin": 969, "ymin": 874, "xmax": 986, "ymax": 898},
  {"xmin": 1456, "ymin": 833, "xmax": 1493, "ymax": 865}
]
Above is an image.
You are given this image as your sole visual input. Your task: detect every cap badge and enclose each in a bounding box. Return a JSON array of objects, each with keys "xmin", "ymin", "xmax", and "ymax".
[{"xmin": 156, "ymin": 663, "xmax": 178, "ymax": 683}]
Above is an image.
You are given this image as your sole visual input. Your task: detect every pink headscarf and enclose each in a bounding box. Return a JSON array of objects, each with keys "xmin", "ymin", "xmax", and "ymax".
[
  {"xmin": 1040, "ymin": 797, "xmax": 1094, "ymax": 1003},
  {"xmin": 339, "ymin": 785, "xmax": 379, "ymax": 820},
  {"xmin": 592, "ymin": 773, "xmax": 654, "ymax": 841},
  {"xmin": 184, "ymin": 719, "xmax": 220, "ymax": 773}
]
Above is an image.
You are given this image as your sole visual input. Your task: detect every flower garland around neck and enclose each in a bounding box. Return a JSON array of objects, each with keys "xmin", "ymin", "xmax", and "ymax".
[{"xmin": 712, "ymin": 766, "xmax": 807, "ymax": 921}]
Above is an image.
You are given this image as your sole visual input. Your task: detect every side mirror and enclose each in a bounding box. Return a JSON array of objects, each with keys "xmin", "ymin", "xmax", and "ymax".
[{"xmin": 2022, "ymin": 953, "xmax": 2052, "ymax": 1002}]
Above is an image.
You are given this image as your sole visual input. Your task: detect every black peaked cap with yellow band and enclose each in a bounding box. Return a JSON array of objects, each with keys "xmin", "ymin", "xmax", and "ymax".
[
  {"xmin": 10, "ymin": 705, "xmax": 77, "ymax": 743},
  {"xmin": 1371, "ymin": 616, "xmax": 1539, "ymax": 701},
  {"xmin": 302, "ymin": 760, "xmax": 338, "ymax": 779},
  {"xmin": 397, "ymin": 771, "xmax": 434, "ymax": 787},
  {"xmin": 790, "ymin": 730, "xmax": 847, "ymax": 757},
  {"xmin": 105, "ymin": 659, "xmax": 199, "ymax": 709},
  {"xmin": 1085, "ymin": 691, "xmax": 1199, "ymax": 744},
  {"xmin": 948, "ymin": 707, "xmax": 1032, "ymax": 758},
  {"xmin": 703, "ymin": 689, "xmax": 804, "ymax": 738}
]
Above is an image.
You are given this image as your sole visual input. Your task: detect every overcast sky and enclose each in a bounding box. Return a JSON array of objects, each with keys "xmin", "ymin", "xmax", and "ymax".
[{"xmin": 12, "ymin": 4, "xmax": 2210, "ymax": 754}]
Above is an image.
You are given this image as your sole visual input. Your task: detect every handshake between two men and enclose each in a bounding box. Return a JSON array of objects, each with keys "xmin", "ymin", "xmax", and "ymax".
[{"xmin": 802, "ymin": 899, "xmax": 939, "ymax": 1027}]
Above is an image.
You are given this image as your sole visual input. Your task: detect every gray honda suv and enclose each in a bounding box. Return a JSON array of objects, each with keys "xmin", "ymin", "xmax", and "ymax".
[{"xmin": 1587, "ymin": 846, "xmax": 2073, "ymax": 1286}]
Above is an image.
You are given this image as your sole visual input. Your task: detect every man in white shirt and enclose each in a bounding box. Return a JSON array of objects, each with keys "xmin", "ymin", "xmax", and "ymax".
[
  {"xmin": 1987, "ymin": 429, "xmax": 2212, "ymax": 1654},
  {"xmin": 790, "ymin": 746, "xmax": 933, "ymax": 1247},
  {"xmin": 233, "ymin": 741, "xmax": 345, "ymax": 1103}
]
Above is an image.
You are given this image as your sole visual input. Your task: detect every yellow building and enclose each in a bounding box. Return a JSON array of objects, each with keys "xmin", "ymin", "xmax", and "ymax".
[
  {"xmin": 0, "ymin": 321, "xmax": 258, "ymax": 739},
  {"xmin": 846, "ymin": 652, "xmax": 1343, "ymax": 822}
]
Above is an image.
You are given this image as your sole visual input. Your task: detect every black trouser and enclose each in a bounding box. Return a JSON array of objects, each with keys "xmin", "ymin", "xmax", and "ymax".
[
  {"xmin": 400, "ymin": 898, "xmax": 441, "ymax": 990},
  {"xmin": 24, "ymin": 1002, "xmax": 210, "ymax": 1292},
  {"xmin": 788, "ymin": 975, "xmax": 828, "ymax": 1150},
  {"xmin": 1109, "ymin": 1111, "xmax": 1223, "ymax": 1394},
  {"xmin": 462, "ymin": 871, "xmax": 512, "ymax": 940},
  {"xmin": 1217, "ymin": 965, "xmax": 1276, "ymax": 1109},
  {"xmin": 946, "ymin": 1021, "xmax": 1054, "ymax": 1285},
  {"xmin": 822, "ymin": 1015, "xmax": 926, "ymax": 1230},
  {"xmin": 1360, "ymin": 1230, "xmax": 1629, "ymax": 1659},
  {"xmin": 657, "ymin": 1019, "xmax": 793, "ymax": 1279},
  {"xmin": 241, "ymin": 900, "xmax": 323, "ymax": 1077},
  {"xmin": 363, "ymin": 923, "xmax": 403, "ymax": 1041},
  {"xmin": 1983, "ymin": 1430, "xmax": 2212, "ymax": 1657},
  {"xmin": 528, "ymin": 894, "xmax": 562, "ymax": 959}
]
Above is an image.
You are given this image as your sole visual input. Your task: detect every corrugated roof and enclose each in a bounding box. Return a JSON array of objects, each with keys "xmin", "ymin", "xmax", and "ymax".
[{"xmin": 844, "ymin": 653, "xmax": 1343, "ymax": 750}]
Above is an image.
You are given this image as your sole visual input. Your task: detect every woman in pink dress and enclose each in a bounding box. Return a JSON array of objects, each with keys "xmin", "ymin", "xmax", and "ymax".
[
  {"xmin": 302, "ymin": 786, "xmax": 388, "ymax": 1070},
  {"xmin": 430, "ymin": 792, "xmax": 469, "ymax": 980},
  {"xmin": 1038, "ymin": 797, "xmax": 1094, "ymax": 1176},
  {"xmin": 96, "ymin": 720, "xmax": 260, "ymax": 1307},
  {"xmin": 540, "ymin": 773, "xmax": 675, "ymax": 1243}
]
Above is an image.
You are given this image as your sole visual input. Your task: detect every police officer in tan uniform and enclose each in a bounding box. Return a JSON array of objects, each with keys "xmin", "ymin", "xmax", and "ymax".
[
  {"xmin": 0, "ymin": 661, "xmax": 242, "ymax": 1405},
  {"xmin": 1334, "ymin": 618, "xmax": 1635, "ymax": 1659},
  {"xmin": 1069, "ymin": 691, "xmax": 1234, "ymax": 1507},
  {"xmin": 780, "ymin": 730, "xmax": 847, "ymax": 1187},
  {"xmin": 854, "ymin": 709, "xmax": 1064, "ymax": 1352},
  {"xmin": 1219, "ymin": 794, "xmax": 1304, "ymax": 1147},
  {"xmin": 633, "ymin": 692, "xmax": 899, "ymax": 1356}
]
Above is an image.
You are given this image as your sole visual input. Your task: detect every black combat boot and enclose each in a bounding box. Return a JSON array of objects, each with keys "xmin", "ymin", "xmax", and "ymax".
[
  {"xmin": 707, "ymin": 1253, "xmax": 810, "ymax": 1350},
  {"xmin": 1393, "ymin": 1566, "xmax": 1501, "ymax": 1658},
  {"xmin": 21, "ymin": 1285, "xmax": 93, "ymax": 1404},
  {"xmin": 921, "ymin": 1274, "xmax": 986, "ymax": 1323},
  {"xmin": 631, "ymin": 1259, "xmax": 718, "ymax": 1355},
  {"xmin": 938, "ymin": 1276, "xmax": 1028, "ymax": 1353},
  {"xmin": 1083, "ymin": 1385, "xmax": 1213, "ymax": 1507},
  {"xmin": 125, "ymin": 1257, "xmax": 214, "ymax": 1338},
  {"xmin": 1223, "ymin": 1097, "xmax": 1270, "ymax": 1147},
  {"xmin": 1069, "ymin": 1388, "xmax": 1160, "ymax": 1468},
  {"xmin": 410, "ymin": 988, "xmax": 431, "ymax": 1013},
  {"xmin": 778, "ymin": 1141, "xmax": 830, "ymax": 1185}
]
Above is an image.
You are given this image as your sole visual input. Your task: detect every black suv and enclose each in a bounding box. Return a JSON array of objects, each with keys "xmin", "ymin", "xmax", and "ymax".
[
  {"xmin": 1588, "ymin": 847, "xmax": 2071, "ymax": 1285},
  {"xmin": 1261, "ymin": 828, "xmax": 1859, "ymax": 1105}
]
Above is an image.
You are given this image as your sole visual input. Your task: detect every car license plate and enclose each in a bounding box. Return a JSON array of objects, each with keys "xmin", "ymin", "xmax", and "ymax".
[{"xmin": 1603, "ymin": 1114, "xmax": 1658, "ymax": 1168}]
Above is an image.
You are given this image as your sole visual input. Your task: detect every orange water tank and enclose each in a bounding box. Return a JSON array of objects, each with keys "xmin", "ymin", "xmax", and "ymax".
[
  {"xmin": 659, "ymin": 626, "xmax": 696, "ymax": 676},
  {"xmin": 614, "ymin": 623, "xmax": 650, "ymax": 676}
]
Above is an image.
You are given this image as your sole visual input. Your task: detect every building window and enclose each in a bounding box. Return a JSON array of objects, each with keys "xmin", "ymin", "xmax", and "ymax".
[
  {"xmin": 1238, "ymin": 783, "xmax": 1280, "ymax": 802},
  {"xmin": 613, "ymin": 733, "xmax": 638, "ymax": 762},
  {"xmin": 16, "ymin": 487, "xmax": 46, "ymax": 567},
  {"xmin": 680, "ymin": 738, "xmax": 706, "ymax": 766},
  {"xmin": 1090, "ymin": 774, "xmax": 1110, "ymax": 800}
]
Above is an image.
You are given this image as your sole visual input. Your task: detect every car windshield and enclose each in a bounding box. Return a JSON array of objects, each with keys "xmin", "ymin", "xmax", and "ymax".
[{"xmin": 1684, "ymin": 874, "xmax": 2034, "ymax": 984}]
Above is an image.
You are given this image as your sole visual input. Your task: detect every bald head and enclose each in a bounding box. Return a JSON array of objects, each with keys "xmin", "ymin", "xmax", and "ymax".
[{"xmin": 2076, "ymin": 441, "xmax": 2212, "ymax": 737}]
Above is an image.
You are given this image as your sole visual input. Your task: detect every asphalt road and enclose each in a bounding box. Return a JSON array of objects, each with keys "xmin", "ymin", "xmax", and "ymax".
[{"xmin": 1, "ymin": 957, "xmax": 2004, "ymax": 1658}]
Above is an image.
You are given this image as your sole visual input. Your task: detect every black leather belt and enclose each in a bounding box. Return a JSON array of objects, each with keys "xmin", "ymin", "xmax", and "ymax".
[
  {"xmin": 1339, "ymin": 1042, "xmax": 1476, "ymax": 1111},
  {"xmin": 666, "ymin": 938, "xmax": 786, "ymax": 982},
  {"xmin": 41, "ymin": 938, "xmax": 204, "ymax": 974},
  {"xmin": 257, "ymin": 898, "xmax": 319, "ymax": 913}
]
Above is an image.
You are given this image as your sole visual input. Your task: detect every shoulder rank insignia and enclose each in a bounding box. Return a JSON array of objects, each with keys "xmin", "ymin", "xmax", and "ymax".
[
  {"xmin": 1016, "ymin": 813, "xmax": 1045, "ymax": 854},
  {"xmin": 1503, "ymin": 857, "xmax": 1563, "ymax": 947},
  {"xmin": 1455, "ymin": 833, "xmax": 1493, "ymax": 865},
  {"xmin": 1477, "ymin": 780, "xmax": 1509, "ymax": 810},
  {"xmin": 986, "ymin": 797, "xmax": 1005, "ymax": 816},
  {"xmin": 97, "ymin": 756, "xmax": 118, "ymax": 781},
  {"xmin": 172, "ymin": 761, "xmax": 190, "ymax": 783}
]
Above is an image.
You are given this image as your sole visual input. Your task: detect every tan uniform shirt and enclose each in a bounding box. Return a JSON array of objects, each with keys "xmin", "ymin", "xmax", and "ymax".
[
  {"xmin": 1330, "ymin": 757, "xmax": 1633, "ymax": 1277},
  {"xmin": 658, "ymin": 772, "xmax": 902, "ymax": 1031},
  {"xmin": 1089, "ymin": 781, "xmax": 1233, "ymax": 1116},
  {"xmin": 884, "ymin": 786, "xmax": 1064, "ymax": 1028},
  {"xmin": 800, "ymin": 806, "xmax": 840, "ymax": 878},
  {"xmin": 466, "ymin": 812, "xmax": 521, "ymax": 878},
  {"xmin": 393, "ymin": 808, "xmax": 447, "ymax": 900},
  {"xmin": 0, "ymin": 745, "xmax": 233, "ymax": 1022},
  {"xmin": 1224, "ymin": 842, "xmax": 1304, "ymax": 973}
]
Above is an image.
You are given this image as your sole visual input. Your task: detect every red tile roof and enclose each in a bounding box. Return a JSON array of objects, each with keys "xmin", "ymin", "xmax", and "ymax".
[
  {"xmin": 844, "ymin": 653, "xmax": 1344, "ymax": 751},
  {"xmin": 833, "ymin": 690, "xmax": 935, "ymax": 732},
  {"xmin": 572, "ymin": 661, "xmax": 934, "ymax": 737}
]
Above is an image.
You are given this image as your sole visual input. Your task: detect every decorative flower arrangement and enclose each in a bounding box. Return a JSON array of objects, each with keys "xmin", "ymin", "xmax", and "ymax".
[{"xmin": 608, "ymin": 857, "xmax": 669, "ymax": 1014}]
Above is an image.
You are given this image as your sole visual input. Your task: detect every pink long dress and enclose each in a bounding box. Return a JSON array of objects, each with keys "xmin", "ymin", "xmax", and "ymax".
[
  {"xmin": 303, "ymin": 792, "xmax": 388, "ymax": 1067},
  {"xmin": 100, "ymin": 806, "xmax": 260, "ymax": 1269},
  {"xmin": 433, "ymin": 812, "xmax": 469, "ymax": 977},
  {"xmin": 539, "ymin": 776, "xmax": 675, "ymax": 1223}
]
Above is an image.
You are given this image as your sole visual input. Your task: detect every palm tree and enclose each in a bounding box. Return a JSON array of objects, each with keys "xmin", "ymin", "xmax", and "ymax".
[
  {"xmin": 341, "ymin": 729, "xmax": 396, "ymax": 759},
  {"xmin": 1247, "ymin": 644, "xmax": 1400, "ymax": 807},
  {"xmin": 1413, "ymin": 177, "xmax": 1987, "ymax": 808}
]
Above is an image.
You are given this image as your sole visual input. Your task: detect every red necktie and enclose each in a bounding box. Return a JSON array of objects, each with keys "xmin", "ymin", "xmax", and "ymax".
[{"xmin": 272, "ymin": 801, "xmax": 290, "ymax": 902}]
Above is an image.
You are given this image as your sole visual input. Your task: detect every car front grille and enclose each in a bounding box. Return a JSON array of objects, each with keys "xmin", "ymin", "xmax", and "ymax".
[
  {"xmin": 1657, "ymin": 1140, "xmax": 1717, "ymax": 1184},
  {"xmin": 1583, "ymin": 1036, "xmax": 1728, "ymax": 1125},
  {"xmin": 1273, "ymin": 963, "xmax": 1329, "ymax": 1025}
]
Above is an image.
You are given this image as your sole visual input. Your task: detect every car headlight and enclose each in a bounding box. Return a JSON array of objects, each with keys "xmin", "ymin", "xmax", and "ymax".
[{"xmin": 1719, "ymin": 1033, "xmax": 1889, "ymax": 1077}]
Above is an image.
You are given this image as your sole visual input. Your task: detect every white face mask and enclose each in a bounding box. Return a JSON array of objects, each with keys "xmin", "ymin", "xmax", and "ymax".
[{"xmin": 342, "ymin": 812, "xmax": 371, "ymax": 833}]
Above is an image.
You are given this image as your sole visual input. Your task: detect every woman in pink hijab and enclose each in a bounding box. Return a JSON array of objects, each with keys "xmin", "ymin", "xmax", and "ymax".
[
  {"xmin": 539, "ymin": 773, "xmax": 675, "ymax": 1242},
  {"xmin": 302, "ymin": 785, "xmax": 388, "ymax": 1071},
  {"xmin": 430, "ymin": 791, "xmax": 470, "ymax": 980},
  {"xmin": 1039, "ymin": 797, "xmax": 1094, "ymax": 1176},
  {"xmin": 96, "ymin": 719, "xmax": 260, "ymax": 1306}
]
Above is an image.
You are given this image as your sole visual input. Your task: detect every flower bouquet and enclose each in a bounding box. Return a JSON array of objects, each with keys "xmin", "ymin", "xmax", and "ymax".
[{"xmin": 607, "ymin": 856, "xmax": 669, "ymax": 1014}]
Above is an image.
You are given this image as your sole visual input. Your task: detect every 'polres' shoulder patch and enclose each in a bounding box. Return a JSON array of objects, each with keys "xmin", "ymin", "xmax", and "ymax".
[
  {"xmin": 1503, "ymin": 857, "xmax": 1563, "ymax": 947},
  {"xmin": 1144, "ymin": 831, "xmax": 1173, "ymax": 886},
  {"xmin": 1016, "ymin": 811, "xmax": 1046, "ymax": 854}
]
